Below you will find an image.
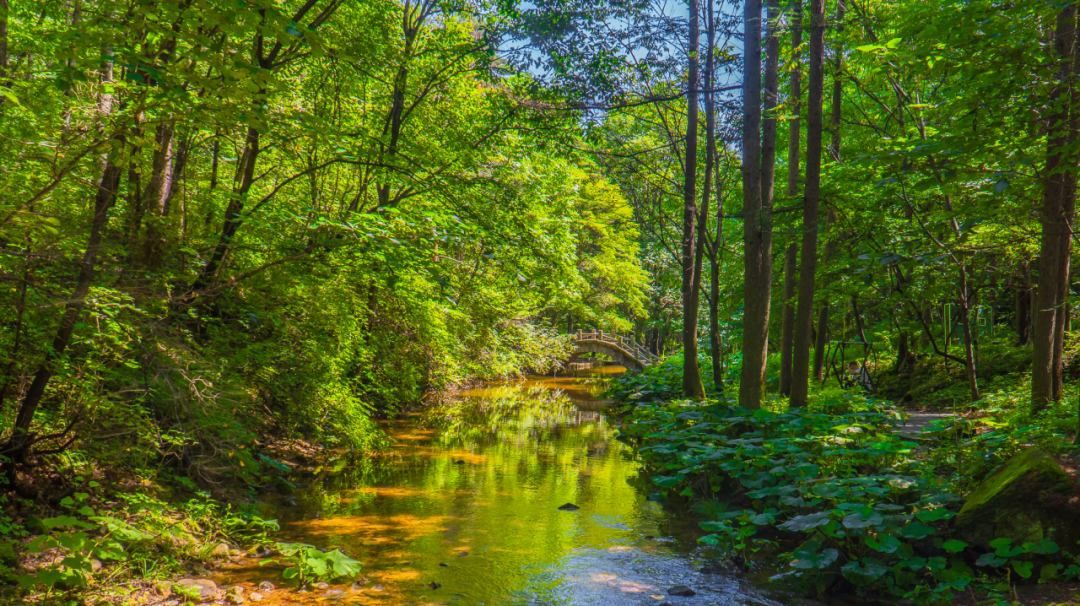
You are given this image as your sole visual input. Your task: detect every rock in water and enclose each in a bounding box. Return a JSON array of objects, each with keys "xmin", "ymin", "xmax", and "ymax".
[
  {"xmin": 557, "ymin": 503, "xmax": 580, "ymax": 511},
  {"xmin": 174, "ymin": 579, "xmax": 222, "ymax": 602},
  {"xmin": 249, "ymin": 592, "xmax": 264, "ymax": 602},
  {"xmin": 430, "ymin": 581, "xmax": 442, "ymax": 589},
  {"xmin": 667, "ymin": 585, "xmax": 696, "ymax": 597},
  {"xmin": 954, "ymin": 447, "xmax": 1080, "ymax": 549},
  {"xmin": 257, "ymin": 581, "xmax": 275, "ymax": 592}
]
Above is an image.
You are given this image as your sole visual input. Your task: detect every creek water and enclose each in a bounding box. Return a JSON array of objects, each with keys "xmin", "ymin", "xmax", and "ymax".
[{"xmin": 219, "ymin": 368, "xmax": 780, "ymax": 606}]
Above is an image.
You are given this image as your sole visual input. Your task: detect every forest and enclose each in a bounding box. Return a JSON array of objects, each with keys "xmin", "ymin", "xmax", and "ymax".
[{"xmin": 1, "ymin": 0, "xmax": 1080, "ymax": 604}]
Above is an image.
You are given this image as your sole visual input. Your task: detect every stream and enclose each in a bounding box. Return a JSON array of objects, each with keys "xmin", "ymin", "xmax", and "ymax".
[{"xmin": 218, "ymin": 368, "xmax": 782, "ymax": 606}]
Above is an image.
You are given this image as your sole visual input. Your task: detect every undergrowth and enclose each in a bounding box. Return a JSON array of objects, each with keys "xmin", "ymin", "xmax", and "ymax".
[{"xmin": 613, "ymin": 358, "xmax": 1080, "ymax": 604}]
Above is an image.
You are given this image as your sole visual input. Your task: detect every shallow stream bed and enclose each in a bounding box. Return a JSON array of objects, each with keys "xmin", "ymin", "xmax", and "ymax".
[{"xmin": 216, "ymin": 369, "xmax": 781, "ymax": 606}]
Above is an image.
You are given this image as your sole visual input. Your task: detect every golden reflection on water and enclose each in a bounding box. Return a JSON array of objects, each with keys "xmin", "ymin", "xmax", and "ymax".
[{"xmin": 213, "ymin": 367, "xmax": 764, "ymax": 606}]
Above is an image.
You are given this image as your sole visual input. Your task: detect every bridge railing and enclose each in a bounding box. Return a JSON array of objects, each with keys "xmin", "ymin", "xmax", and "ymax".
[{"xmin": 574, "ymin": 330, "xmax": 659, "ymax": 365}]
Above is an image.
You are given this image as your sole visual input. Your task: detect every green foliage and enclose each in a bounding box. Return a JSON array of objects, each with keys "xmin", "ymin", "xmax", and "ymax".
[
  {"xmin": 619, "ymin": 393, "xmax": 1080, "ymax": 603},
  {"xmin": 263, "ymin": 543, "xmax": 362, "ymax": 586}
]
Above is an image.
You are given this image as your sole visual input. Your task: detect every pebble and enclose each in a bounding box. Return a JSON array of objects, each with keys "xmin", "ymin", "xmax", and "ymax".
[
  {"xmin": 557, "ymin": 503, "xmax": 580, "ymax": 511},
  {"xmin": 439, "ymin": 562, "xmax": 450, "ymax": 567},
  {"xmin": 456, "ymin": 551, "xmax": 469, "ymax": 557},
  {"xmin": 430, "ymin": 581, "xmax": 442, "ymax": 589},
  {"xmin": 668, "ymin": 585, "xmax": 696, "ymax": 597},
  {"xmin": 257, "ymin": 581, "xmax": 275, "ymax": 592},
  {"xmin": 323, "ymin": 588, "xmax": 347, "ymax": 600},
  {"xmin": 314, "ymin": 582, "xmax": 330, "ymax": 589},
  {"xmin": 453, "ymin": 460, "xmax": 466, "ymax": 464},
  {"xmin": 371, "ymin": 584, "xmax": 385, "ymax": 591},
  {"xmin": 249, "ymin": 592, "xmax": 264, "ymax": 602}
]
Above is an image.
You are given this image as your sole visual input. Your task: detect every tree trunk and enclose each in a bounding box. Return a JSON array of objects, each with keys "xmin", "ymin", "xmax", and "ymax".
[
  {"xmin": 1033, "ymin": 6, "xmax": 1079, "ymax": 414},
  {"xmin": 789, "ymin": 0, "xmax": 826, "ymax": 408},
  {"xmin": 134, "ymin": 122, "xmax": 175, "ymax": 268},
  {"xmin": 895, "ymin": 333, "xmax": 910, "ymax": 374},
  {"xmin": 739, "ymin": 0, "xmax": 779, "ymax": 408},
  {"xmin": 1017, "ymin": 257, "xmax": 1032, "ymax": 345},
  {"xmin": 786, "ymin": 0, "xmax": 803, "ymax": 199},
  {"xmin": 828, "ymin": 0, "xmax": 845, "ymax": 161},
  {"xmin": 191, "ymin": 126, "xmax": 260, "ymax": 292},
  {"xmin": 780, "ymin": 242, "xmax": 797, "ymax": 395},
  {"xmin": 6, "ymin": 135, "xmax": 125, "ymax": 459},
  {"xmin": 703, "ymin": 0, "xmax": 722, "ymax": 390},
  {"xmin": 681, "ymin": 0, "xmax": 706, "ymax": 398},
  {"xmin": 957, "ymin": 263, "xmax": 980, "ymax": 401}
]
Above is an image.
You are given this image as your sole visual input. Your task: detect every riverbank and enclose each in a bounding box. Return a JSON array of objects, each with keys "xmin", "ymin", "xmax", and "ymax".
[
  {"xmin": 608, "ymin": 359, "xmax": 1080, "ymax": 605},
  {"xmin": 5, "ymin": 369, "xmax": 789, "ymax": 606}
]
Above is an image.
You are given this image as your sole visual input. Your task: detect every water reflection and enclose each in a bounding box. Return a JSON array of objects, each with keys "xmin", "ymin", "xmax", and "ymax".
[{"xmin": 218, "ymin": 368, "xmax": 779, "ymax": 606}]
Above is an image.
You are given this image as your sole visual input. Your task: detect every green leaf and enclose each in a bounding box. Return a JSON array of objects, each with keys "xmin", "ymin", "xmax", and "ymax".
[
  {"xmin": 900, "ymin": 521, "xmax": 935, "ymax": 539},
  {"xmin": 790, "ymin": 546, "xmax": 839, "ymax": 570},
  {"xmin": 941, "ymin": 539, "xmax": 967, "ymax": 554},
  {"xmin": 976, "ymin": 553, "xmax": 1006, "ymax": 567},
  {"xmin": 1011, "ymin": 560, "xmax": 1034, "ymax": 579},
  {"xmin": 780, "ymin": 512, "xmax": 832, "ymax": 532},
  {"xmin": 652, "ymin": 475, "xmax": 682, "ymax": 488}
]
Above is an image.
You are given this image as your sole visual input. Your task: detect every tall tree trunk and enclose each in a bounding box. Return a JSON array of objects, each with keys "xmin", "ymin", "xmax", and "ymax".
[
  {"xmin": 790, "ymin": 0, "xmax": 826, "ymax": 408},
  {"xmin": 703, "ymin": 0, "xmax": 722, "ymax": 390},
  {"xmin": 780, "ymin": 0, "xmax": 803, "ymax": 395},
  {"xmin": 780, "ymin": 243, "xmax": 797, "ymax": 395},
  {"xmin": 1033, "ymin": 6, "xmax": 1079, "ymax": 414},
  {"xmin": 957, "ymin": 261, "xmax": 980, "ymax": 401},
  {"xmin": 681, "ymin": 0, "xmax": 706, "ymax": 398},
  {"xmin": 134, "ymin": 122, "xmax": 175, "ymax": 267},
  {"xmin": 1017, "ymin": 257, "xmax": 1032, "ymax": 345},
  {"xmin": 828, "ymin": 0, "xmax": 845, "ymax": 161},
  {"xmin": 6, "ymin": 135, "xmax": 125, "ymax": 460},
  {"xmin": 786, "ymin": 0, "xmax": 803, "ymax": 199},
  {"xmin": 191, "ymin": 126, "xmax": 259, "ymax": 291},
  {"xmin": 812, "ymin": 208, "xmax": 835, "ymax": 381},
  {"xmin": 739, "ymin": 0, "xmax": 780, "ymax": 407}
]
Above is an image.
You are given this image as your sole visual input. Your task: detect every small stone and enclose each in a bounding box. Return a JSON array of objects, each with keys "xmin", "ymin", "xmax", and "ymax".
[
  {"xmin": 351, "ymin": 577, "xmax": 369, "ymax": 589},
  {"xmin": 453, "ymin": 460, "xmax": 466, "ymax": 465},
  {"xmin": 323, "ymin": 588, "xmax": 347, "ymax": 600},
  {"xmin": 258, "ymin": 581, "xmax": 275, "ymax": 592},
  {"xmin": 430, "ymin": 581, "xmax": 442, "ymax": 589},
  {"xmin": 249, "ymin": 593, "xmax": 264, "ymax": 602},
  {"xmin": 667, "ymin": 585, "xmax": 696, "ymax": 597},
  {"xmin": 371, "ymin": 584, "xmax": 385, "ymax": 591},
  {"xmin": 90, "ymin": 558, "xmax": 102, "ymax": 573},
  {"xmin": 314, "ymin": 582, "xmax": 330, "ymax": 590},
  {"xmin": 456, "ymin": 551, "xmax": 469, "ymax": 557},
  {"xmin": 557, "ymin": 503, "xmax": 580, "ymax": 511},
  {"xmin": 226, "ymin": 593, "xmax": 245, "ymax": 604},
  {"xmin": 439, "ymin": 562, "xmax": 449, "ymax": 567},
  {"xmin": 644, "ymin": 535, "xmax": 655, "ymax": 540},
  {"xmin": 211, "ymin": 543, "xmax": 232, "ymax": 558},
  {"xmin": 255, "ymin": 546, "xmax": 274, "ymax": 558}
]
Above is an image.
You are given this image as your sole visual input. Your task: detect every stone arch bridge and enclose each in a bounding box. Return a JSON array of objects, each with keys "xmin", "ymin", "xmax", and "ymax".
[{"xmin": 566, "ymin": 330, "xmax": 658, "ymax": 371}]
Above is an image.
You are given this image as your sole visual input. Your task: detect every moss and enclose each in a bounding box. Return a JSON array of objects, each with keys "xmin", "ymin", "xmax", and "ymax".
[
  {"xmin": 959, "ymin": 448, "xmax": 1072, "ymax": 515},
  {"xmin": 955, "ymin": 447, "xmax": 1080, "ymax": 549}
]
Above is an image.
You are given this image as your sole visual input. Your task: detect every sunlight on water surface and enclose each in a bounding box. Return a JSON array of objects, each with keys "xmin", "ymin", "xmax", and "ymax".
[{"xmin": 215, "ymin": 367, "xmax": 780, "ymax": 606}]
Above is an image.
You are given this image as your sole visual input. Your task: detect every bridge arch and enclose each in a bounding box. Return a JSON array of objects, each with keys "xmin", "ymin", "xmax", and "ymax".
[{"xmin": 567, "ymin": 331, "xmax": 657, "ymax": 371}]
